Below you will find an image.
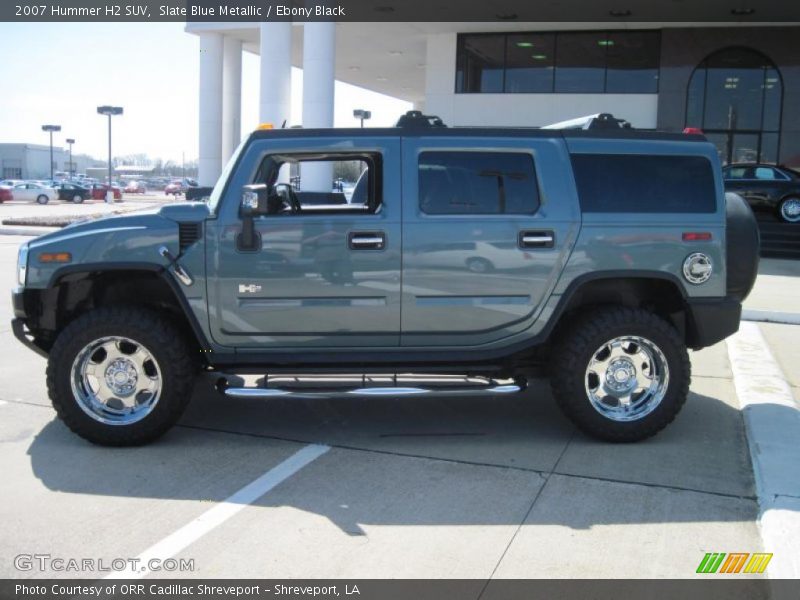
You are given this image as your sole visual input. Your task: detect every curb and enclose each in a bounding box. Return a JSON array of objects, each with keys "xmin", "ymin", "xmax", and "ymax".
[
  {"xmin": 727, "ymin": 321, "xmax": 800, "ymax": 580},
  {"xmin": 742, "ymin": 309, "xmax": 800, "ymax": 326}
]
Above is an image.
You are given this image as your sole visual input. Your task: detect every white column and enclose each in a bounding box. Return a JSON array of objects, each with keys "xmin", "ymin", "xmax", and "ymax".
[
  {"xmin": 198, "ymin": 32, "xmax": 223, "ymax": 187},
  {"xmin": 259, "ymin": 22, "xmax": 292, "ymax": 126},
  {"xmin": 301, "ymin": 21, "xmax": 335, "ymax": 192},
  {"xmin": 221, "ymin": 36, "xmax": 242, "ymax": 168}
]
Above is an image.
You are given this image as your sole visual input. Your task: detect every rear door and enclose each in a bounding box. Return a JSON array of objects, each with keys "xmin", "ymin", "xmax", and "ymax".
[{"xmin": 400, "ymin": 136, "xmax": 579, "ymax": 347}]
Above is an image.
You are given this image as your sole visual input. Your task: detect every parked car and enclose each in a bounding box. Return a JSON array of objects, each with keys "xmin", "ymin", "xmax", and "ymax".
[
  {"xmin": 164, "ymin": 180, "xmax": 195, "ymax": 196},
  {"xmin": 0, "ymin": 186, "xmax": 13, "ymax": 202},
  {"xmin": 722, "ymin": 163, "xmax": 800, "ymax": 223},
  {"xmin": 12, "ymin": 182, "xmax": 57, "ymax": 204},
  {"xmin": 90, "ymin": 184, "xmax": 122, "ymax": 201},
  {"xmin": 0, "ymin": 179, "xmax": 26, "ymax": 188},
  {"xmin": 164, "ymin": 181, "xmax": 183, "ymax": 195},
  {"xmin": 124, "ymin": 181, "xmax": 147, "ymax": 194},
  {"xmin": 12, "ymin": 111, "xmax": 760, "ymax": 446},
  {"xmin": 54, "ymin": 183, "xmax": 91, "ymax": 204}
]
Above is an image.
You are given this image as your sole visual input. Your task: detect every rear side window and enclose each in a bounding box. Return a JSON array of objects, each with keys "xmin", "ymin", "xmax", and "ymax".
[
  {"xmin": 571, "ymin": 154, "xmax": 717, "ymax": 213},
  {"xmin": 419, "ymin": 151, "xmax": 539, "ymax": 215}
]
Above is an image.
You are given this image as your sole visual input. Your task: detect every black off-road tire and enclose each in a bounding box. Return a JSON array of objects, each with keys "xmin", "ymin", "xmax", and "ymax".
[
  {"xmin": 46, "ymin": 306, "xmax": 197, "ymax": 446},
  {"xmin": 550, "ymin": 306, "xmax": 691, "ymax": 442}
]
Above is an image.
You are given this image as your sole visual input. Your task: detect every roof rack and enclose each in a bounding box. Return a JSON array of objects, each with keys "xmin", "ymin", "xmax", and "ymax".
[
  {"xmin": 541, "ymin": 113, "xmax": 632, "ymax": 130},
  {"xmin": 395, "ymin": 110, "xmax": 447, "ymax": 129}
]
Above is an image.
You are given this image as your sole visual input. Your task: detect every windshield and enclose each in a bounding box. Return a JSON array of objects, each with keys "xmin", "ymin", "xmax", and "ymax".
[{"xmin": 208, "ymin": 137, "xmax": 248, "ymax": 213}]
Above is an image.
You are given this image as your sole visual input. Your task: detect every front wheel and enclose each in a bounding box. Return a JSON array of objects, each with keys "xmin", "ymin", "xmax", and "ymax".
[
  {"xmin": 550, "ymin": 307, "xmax": 690, "ymax": 442},
  {"xmin": 46, "ymin": 307, "xmax": 197, "ymax": 446},
  {"xmin": 72, "ymin": 194, "xmax": 84, "ymax": 204},
  {"xmin": 36, "ymin": 194, "xmax": 49, "ymax": 204},
  {"xmin": 778, "ymin": 196, "xmax": 800, "ymax": 223}
]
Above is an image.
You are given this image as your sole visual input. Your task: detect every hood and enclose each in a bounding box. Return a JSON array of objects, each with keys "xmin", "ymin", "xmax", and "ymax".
[{"xmin": 28, "ymin": 202, "xmax": 210, "ymax": 249}]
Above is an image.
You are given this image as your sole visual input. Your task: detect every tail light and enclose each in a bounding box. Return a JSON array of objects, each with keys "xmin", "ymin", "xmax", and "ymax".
[{"xmin": 683, "ymin": 232, "xmax": 712, "ymax": 241}]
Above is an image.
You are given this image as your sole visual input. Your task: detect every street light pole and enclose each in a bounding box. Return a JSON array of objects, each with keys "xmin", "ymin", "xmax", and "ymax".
[
  {"xmin": 41, "ymin": 124, "xmax": 61, "ymax": 181},
  {"xmin": 65, "ymin": 138, "xmax": 75, "ymax": 178},
  {"xmin": 353, "ymin": 109, "xmax": 371, "ymax": 128},
  {"xmin": 96, "ymin": 106, "xmax": 123, "ymax": 203}
]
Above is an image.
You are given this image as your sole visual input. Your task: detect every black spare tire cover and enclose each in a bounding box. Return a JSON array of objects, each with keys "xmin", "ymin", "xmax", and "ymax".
[{"xmin": 726, "ymin": 191, "xmax": 760, "ymax": 302}]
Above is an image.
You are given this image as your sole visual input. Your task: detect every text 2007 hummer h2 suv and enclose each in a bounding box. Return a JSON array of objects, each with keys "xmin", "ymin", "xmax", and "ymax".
[{"xmin": 11, "ymin": 112, "xmax": 760, "ymax": 446}]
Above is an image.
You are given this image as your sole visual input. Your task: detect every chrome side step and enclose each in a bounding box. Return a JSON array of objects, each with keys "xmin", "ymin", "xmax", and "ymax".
[{"xmin": 218, "ymin": 374, "xmax": 526, "ymax": 400}]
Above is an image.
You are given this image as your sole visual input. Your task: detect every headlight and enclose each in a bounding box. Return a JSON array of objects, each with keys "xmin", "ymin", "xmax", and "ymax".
[{"xmin": 17, "ymin": 243, "xmax": 29, "ymax": 286}]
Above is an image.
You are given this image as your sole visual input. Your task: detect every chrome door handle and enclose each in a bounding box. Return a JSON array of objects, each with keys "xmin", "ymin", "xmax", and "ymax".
[
  {"xmin": 349, "ymin": 231, "xmax": 386, "ymax": 250},
  {"xmin": 519, "ymin": 231, "xmax": 555, "ymax": 249}
]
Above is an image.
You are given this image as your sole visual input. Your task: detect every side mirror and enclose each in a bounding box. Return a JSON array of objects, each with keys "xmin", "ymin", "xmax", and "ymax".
[
  {"xmin": 237, "ymin": 184, "xmax": 268, "ymax": 252},
  {"xmin": 240, "ymin": 183, "xmax": 268, "ymax": 217}
]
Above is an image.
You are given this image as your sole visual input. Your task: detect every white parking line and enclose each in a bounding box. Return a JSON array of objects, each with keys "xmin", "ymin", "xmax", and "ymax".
[
  {"xmin": 727, "ymin": 321, "xmax": 800, "ymax": 578},
  {"xmin": 105, "ymin": 443, "xmax": 330, "ymax": 579}
]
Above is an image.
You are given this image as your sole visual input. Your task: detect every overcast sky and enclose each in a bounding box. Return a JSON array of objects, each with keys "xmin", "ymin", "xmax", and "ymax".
[{"xmin": 0, "ymin": 22, "xmax": 411, "ymax": 163}]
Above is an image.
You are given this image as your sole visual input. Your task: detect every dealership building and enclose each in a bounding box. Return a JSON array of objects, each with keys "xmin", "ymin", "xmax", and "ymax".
[
  {"xmin": 186, "ymin": 21, "xmax": 800, "ymax": 186},
  {"xmin": 0, "ymin": 143, "xmax": 102, "ymax": 180}
]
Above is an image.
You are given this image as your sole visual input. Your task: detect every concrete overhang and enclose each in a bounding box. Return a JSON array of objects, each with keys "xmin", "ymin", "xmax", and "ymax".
[{"xmin": 186, "ymin": 21, "xmax": 797, "ymax": 104}]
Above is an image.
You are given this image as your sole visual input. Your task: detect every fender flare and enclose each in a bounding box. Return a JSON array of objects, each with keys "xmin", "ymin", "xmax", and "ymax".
[{"xmin": 45, "ymin": 262, "xmax": 213, "ymax": 353}]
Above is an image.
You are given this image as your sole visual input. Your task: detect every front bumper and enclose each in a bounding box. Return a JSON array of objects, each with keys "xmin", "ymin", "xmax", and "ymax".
[
  {"xmin": 12, "ymin": 286, "xmax": 26, "ymax": 319},
  {"xmin": 11, "ymin": 287, "xmax": 48, "ymax": 358},
  {"xmin": 12, "ymin": 318, "xmax": 48, "ymax": 358},
  {"xmin": 685, "ymin": 297, "xmax": 742, "ymax": 349}
]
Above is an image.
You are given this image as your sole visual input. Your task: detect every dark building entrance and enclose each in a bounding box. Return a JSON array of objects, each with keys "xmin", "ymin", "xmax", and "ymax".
[{"xmin": 685, "ymin": 47, "xmax": 783, "ymax": 166}]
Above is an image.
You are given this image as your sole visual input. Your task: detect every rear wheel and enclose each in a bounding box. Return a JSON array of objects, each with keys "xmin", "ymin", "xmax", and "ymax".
[
  {"xmin": 47, "ymin": 307, "xmax": 197, "ymax": 446},
  {"xmin": 36, "ymin": 194, "xmax": 49, "ymax": 204},
  {"xmin": 72, "ymin": 194, "xmax": 84, "ymax": 204},
  {"xmin": 550, "ymin": 306, "xmax": 690, "ymax": 442},
  {"xmin": 778, "ymin": 196, "xmax": 800, "ymax": 223}
]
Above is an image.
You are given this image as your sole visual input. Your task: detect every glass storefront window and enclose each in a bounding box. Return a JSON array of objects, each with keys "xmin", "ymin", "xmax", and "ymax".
[
  {"xmin": 605, "ymin": 31, "xmax": 660, "ymax": 94},
  {"xmin": 456, "ymin": 35, "xmax": 505, "ymax": 93},
  {"xmin": 760, "ymin": 133, "xmax": 780, "ymax": 165},
  {"xmin": 504, "ymin": 33, "xmax": 555, "ymax": 93},
  {"xmin": 554, "ymin": 32, "xmax": 607, "ymax": 93},
  {"xmin": 763, "ymin": 67, "xmax": 782, "ymax": 131},
  {"xmin": 731, "ymin": 133, "xmax": 760, "ymax": 164},
  {"xmin": 686, "ymin": 47, "xmax": 783, "ymax": 165},
  {"xmin": 456, "ymin": 30, "xmax": 661, "ymax": 94}
]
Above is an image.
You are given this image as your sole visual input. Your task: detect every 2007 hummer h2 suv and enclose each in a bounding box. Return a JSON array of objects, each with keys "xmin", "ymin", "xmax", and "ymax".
[{"xmin": 11, "ymin": 112, "xmax": 759, "ymax": 446}]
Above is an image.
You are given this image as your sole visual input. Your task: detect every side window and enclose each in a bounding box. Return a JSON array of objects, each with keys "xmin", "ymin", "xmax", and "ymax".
[
  {"xmin": 418, "ymin": 151, "xmax": 539, "ymax": 215},
  {"xmin": 754, "ymin": 167, "xmax": 786, "ymax": 181},
  {"xmin": 256, "ymin": 152, "xmax": 381, "ymax": 215},
  {"xmin": 725, "ymin": 167, "xmax": 749, "ymax": 180},
  {"xmin": 571, "ymin": 154, "xmax": 717, "ymax": 213}
]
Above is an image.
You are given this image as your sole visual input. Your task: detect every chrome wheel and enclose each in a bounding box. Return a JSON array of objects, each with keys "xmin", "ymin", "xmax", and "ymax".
[
  {"xmin": 780, "ymin": 198, "xmax": 800, "ymax": 223},
  {"xmin": 70, "ymin": 336, "xmax": 162, "ymax": 425},
  {"xmin": 584, "ymin": 336, "xmax": 669, "ymax": 422}
]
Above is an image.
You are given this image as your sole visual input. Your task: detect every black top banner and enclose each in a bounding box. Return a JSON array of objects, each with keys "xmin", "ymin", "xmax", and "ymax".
[{"xmin": 4, "ymin": 0, "xmax": 800, "ymax": 22}]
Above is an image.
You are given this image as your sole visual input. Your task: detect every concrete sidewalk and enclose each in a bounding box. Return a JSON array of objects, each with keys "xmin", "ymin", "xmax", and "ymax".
[{"xmin": 743, "ymin": 258, "xmax": 800, "ymax": 318}]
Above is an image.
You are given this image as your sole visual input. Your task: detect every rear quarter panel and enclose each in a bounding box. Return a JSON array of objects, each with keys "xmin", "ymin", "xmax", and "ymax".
[{"xmin": 556, "ymin": 138, "xmax": 727, "ymax": 299}]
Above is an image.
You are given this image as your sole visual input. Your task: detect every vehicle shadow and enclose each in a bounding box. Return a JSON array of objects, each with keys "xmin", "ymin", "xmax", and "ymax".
[{"xmin": 25, "ymin": 382, "xmax": 779, "ymax": 532}]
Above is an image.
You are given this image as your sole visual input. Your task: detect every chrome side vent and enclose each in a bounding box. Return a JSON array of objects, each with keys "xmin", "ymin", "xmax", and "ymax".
[{"xmin": 178, "ymin": 222, "xmax": 202, "ymax": 251}]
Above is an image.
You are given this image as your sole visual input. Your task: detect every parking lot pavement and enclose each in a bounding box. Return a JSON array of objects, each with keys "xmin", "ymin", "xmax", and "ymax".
[{"xmin": 0, "ymin": 236, "xmax": 787, "ymax": 583}]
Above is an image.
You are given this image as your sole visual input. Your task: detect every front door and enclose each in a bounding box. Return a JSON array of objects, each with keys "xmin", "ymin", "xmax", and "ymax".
[
  {"xmin": 206, "ymin": 136, "xmax": 402, "ymax": 349},
  {"xmin": 400, "ymin": 136, "xmax": 579, "ymax": 347}
]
